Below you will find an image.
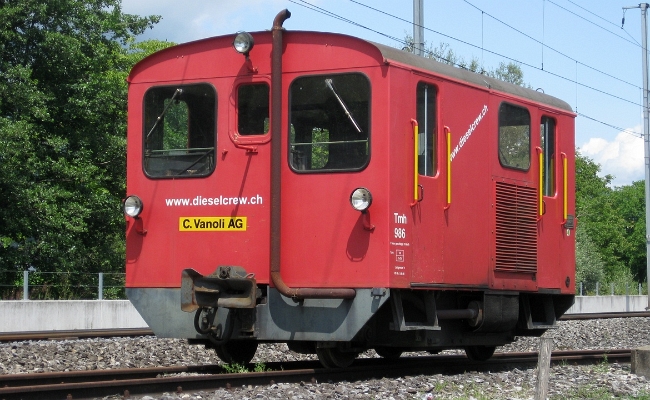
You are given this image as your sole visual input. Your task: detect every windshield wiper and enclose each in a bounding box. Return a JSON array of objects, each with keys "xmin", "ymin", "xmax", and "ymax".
[
  {"xmin": 325, "ymin": 79, "xmax": 362, "ymax": 133},
  {"xmin": 176, "ymin": 148, "xmax": 214, "ymax": 176},
  {"xmin": 146, "ymin": 88, "xmax": 183, "ymax": 139}
]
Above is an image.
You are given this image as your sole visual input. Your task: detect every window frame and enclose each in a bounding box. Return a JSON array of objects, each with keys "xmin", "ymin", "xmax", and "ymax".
[
  {"xmin": 540, "ymin": 115, "xmax": 557, "ymax": 197},
  {"xmin": 288, "ymin": 72, "xmax": 372, "ymax": 174},
  {"xmin": 497, "ymin": 102, "xmax": 531, "ymax": 171},
  {"xmin": 141, "ymin": 82, "xmax": 217, "ymax": 179},
  {"xmin": 416, "ymin": 81, "xmax": 438, "ymax": 177},
  {"xmin": 236, "ymin": 82, "xmax": 270, "ymax": 136}
]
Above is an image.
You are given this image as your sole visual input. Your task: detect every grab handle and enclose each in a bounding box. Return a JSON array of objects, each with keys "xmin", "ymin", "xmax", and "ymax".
[{"xmin": 444, "ymin": 126, "xmax": 451, "ymax": 210}]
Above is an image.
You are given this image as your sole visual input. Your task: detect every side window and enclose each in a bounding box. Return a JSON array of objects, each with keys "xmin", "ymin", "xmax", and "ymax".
[
  {"xmin": 498, "ymin": 103, "xmax": 530, "ymax": 170},
  {"xmin": 416, "ymin": 82, "xmax": 437, "ymax": 176},
  {"xmin": 541, "ymin": 116, "xmax": 556, "ymax": 196},
  {"xmin": 143, "ymin": 84, "xmax": 216, "ymax": 178},
  {"xmin": 289, "ymin": 73, "xmax": 370, "ymax": 172},
  {"xmin": 238, "ymin": 83, "xmax": 269, "ymax": 135}
]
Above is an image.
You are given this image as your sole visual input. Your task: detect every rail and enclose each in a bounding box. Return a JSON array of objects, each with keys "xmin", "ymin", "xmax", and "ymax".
[{"xmin": 0, "ymin": 349, "xmax": 632, "ymax": 400}]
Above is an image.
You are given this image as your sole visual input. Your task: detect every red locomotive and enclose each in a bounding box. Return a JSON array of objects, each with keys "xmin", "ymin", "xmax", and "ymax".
[{"xmin": 124, "ymin": 10, "xmax": 575, "ymax": 368}]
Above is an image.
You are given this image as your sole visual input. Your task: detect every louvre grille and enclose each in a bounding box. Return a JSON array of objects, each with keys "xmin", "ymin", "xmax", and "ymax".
[{"xmin": 495, "ymin": 181, "xmax": 538, "ymax": 273}]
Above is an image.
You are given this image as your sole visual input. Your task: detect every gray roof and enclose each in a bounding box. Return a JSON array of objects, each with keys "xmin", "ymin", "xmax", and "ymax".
[{"xmin": 372, "ymin": 42, "xmax": 573, "ymax": 114}]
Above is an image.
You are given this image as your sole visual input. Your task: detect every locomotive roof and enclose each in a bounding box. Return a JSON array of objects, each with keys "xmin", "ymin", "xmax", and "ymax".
[
  {"xmin": 371, "ymin": 41, "xmax": 574, "ymax": 114},
  {"xmin": 129, "ymin": 29, "xmax": 573, "ymax": 114}
]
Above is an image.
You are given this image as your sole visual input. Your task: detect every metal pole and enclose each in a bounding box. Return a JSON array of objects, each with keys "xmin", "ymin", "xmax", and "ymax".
[
  {"xmin": 23, "ymin": 271, "xmax": 28, "ymax": 300},
  {"xmin": 413, "ymin": 0, "xmax": 424, "ymax": 56},
  {"xmin": 624, "ymin": 3, "xmax": 650, "ymax": 309},
  {"xmin": 98, "ymin": 272, "xmax": 103, "ymax": 300},
  {"xmin": 641, "ymin": 3, "xmax": 650, "ymax": 311}
]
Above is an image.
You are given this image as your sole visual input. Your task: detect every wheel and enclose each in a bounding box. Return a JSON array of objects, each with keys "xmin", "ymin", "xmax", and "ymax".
[
  {"xmin": 316, "ymin": 346, "xmax": 357, "ymax": 368},
  {"xmin": 464, "ymin": 345, "xmax": 496, "ymax": 362},
  {"xmin": 214, "ymin": 340, "xmax": 258, "ymax": 364},
  {"xmin": 374, "ymin": 347, "xmax": 403, "ymax": 360}
]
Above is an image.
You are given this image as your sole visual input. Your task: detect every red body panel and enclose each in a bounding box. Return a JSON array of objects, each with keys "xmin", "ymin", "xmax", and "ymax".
[{"xmin": 125, "ymin": 31, "xmax": 575, "ymax": 297}]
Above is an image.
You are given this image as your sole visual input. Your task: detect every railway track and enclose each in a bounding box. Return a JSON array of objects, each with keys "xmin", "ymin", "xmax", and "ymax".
[
  {"xmin": 0, "ymin": 311, "xmax": 647, "ymax": 343},
  {"xmin": 0, "ymin": 349, "xmax": 632, "ymax": 400}
]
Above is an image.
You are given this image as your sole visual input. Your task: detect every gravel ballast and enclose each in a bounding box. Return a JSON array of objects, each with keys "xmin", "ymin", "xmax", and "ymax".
[{"xmin": 1, "ymin": 317, "xmax": 650, "ymax": 399}]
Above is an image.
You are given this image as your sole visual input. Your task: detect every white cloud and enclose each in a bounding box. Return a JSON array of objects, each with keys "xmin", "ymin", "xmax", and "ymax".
[
  {"xmin": 580, "ymin": 129, "xmax": 645, "ymax": 187},
  {"xmin": 121, "ymin": 0, "xmax": 289, "ymax": 43}
]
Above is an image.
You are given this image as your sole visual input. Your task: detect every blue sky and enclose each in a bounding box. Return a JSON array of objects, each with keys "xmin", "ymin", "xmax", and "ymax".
[{"xmin": 121, "ymin": 0, "xmax": 648, "ymax": 187}]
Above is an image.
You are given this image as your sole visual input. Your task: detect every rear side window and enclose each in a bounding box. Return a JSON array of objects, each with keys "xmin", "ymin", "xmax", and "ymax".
[
  {"xmin": 541, "ymin": 116, "xmax": 556, "ymax": 196},
  {"xmin": 416, "ymin": 82, "xmax": 437, "ymax": 176},
  {"xmin": 498, "ymin": 103, "xmax": 530, "ymax": 170},
  {"xmin": 143, "ymin": 84, "xmax": 216, "ymax": 178},
  {"xmin": 289, "ymin": 73, "xmax": 370, "ymax": 171}
]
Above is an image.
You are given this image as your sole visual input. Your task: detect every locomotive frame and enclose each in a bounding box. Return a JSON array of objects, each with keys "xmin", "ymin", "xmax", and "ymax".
[{"xmin": 124, "ymin": 10, "xmax": 575, "ymax": 368}]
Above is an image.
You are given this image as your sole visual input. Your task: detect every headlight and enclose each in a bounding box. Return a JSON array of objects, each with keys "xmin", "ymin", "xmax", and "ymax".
[
  {"xmin": 123, "ymin": 195, "xmax": 143, "ymax": 218},
  {"xmin": 350, "ymin": 188, "xmax": 372, "ymax": 212},
  {"xmin": 233, "ymin": 32, "xmax": 254, "ymax": 55}
]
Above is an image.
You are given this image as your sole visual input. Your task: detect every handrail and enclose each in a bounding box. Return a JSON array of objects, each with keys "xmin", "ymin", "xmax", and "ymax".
[
  {"xmin": 561, "ymin": 152, "xmax": 568, "ymax": 225},
  {"xmin": 444, "ymin": 126, "xmax": 451, "ymax": 210},
  {"xmin": 410, "ymin": 119, "xmax": 420, "ymax": 207},
  {"xmin": 536, "ymin": 146, "xmax": 543, "ymax": 219}
]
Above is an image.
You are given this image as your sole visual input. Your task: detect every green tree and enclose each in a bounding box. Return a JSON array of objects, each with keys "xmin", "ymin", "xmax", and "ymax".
[
  {"xmin": 610, "ymin": 180, "xmax": 646, "ymax": 282},
  {"xmin": 402, "ymin": 35, "xmax": 526, "ymax": 86},
  {"xmin": 574, "ymin": 152, "xmax": 636, "ymax": 285},
  {"xmin": 0, "ymin": 0, "xmax": 164, "ymax": 298}
]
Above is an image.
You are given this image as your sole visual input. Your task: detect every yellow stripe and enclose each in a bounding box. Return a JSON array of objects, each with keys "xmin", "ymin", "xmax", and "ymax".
[{"xmin": 563, "ymin": 156, "xmax": 568, "ymax": 221}]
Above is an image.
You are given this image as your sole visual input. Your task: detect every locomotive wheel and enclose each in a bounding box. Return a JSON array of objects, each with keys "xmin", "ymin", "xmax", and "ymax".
[
  {"xmin": 316, "ymin": 346, "xmax": 357, "ymax": 368},
  {"xmin": 464, "ymin": 345, "xmax": 496, "ymax": 362},
  {"xmin": 214, "ymin": 340, "xmax": 258, "ymax": 365},
  {"xmin": 374, "ymin": 346, "xmax": 403, "ymax": 360}
]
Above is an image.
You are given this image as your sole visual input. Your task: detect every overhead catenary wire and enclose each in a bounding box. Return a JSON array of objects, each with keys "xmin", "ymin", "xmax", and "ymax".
[
  {"xmin": 461, "ymin": 0, "xmax": 640, "ymax": 90},
  {"xmin": 289, "ymin": 0, "xmax": 643, "ymax": 137},
  {"xmin": 553, "ymin": 0, "xmax": 641, "ymax": 47},
  {"xmin": 344, "ymin": 0, "xmax": 643, "ymax": 109}
]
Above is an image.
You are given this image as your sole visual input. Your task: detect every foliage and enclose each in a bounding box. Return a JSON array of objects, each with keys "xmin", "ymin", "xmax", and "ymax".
[
  {"xmin": 575, "ymin": 152, "xmax": 647, "ymax": 286},
  {"xmin": 402, "ymin": 35, "xmax": 526, "ymax": 86},
  {"xmin": 221, "ymin": 362, "xmax": 249, "ymax": 373},
  {"xmin": 575, "ymin": 227, "xmax": 605, "ymax": 293},
  {"xmin": 0, "ymin": 0, "xmax": 169, "ymax": 298}
]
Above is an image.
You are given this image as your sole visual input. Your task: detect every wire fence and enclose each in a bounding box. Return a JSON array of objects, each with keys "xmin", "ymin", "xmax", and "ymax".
[
  {"xmin": 0, "ymin": 270, "xmax": 646, "ymax": 300},
  {"xmin": 577, "ymin": 281, "xmax": 648, "ymax": 297},
  {"xmin": 0, "ymin": 270, "xmax": 126, "ymax": 300}
]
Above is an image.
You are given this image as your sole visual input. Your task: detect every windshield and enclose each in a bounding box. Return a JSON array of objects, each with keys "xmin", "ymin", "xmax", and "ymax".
[
  {"xmin": 143, "ymin": 84, "xmax": 216, "ymax": 178},
  {"xmin": 289, "ymin": 73, "xmax": 370, "ymax": 171}
]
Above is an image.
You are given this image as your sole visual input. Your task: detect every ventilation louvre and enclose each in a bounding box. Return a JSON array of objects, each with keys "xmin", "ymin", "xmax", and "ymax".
[{"xmin": 495, "ymin": 181, "xmax": 538, "ymax": 273}]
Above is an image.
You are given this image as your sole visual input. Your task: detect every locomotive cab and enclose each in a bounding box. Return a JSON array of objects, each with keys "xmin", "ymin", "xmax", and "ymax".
[{"xmin": 125, "ymin": 10, "xmax": 575, "ymax": 368}]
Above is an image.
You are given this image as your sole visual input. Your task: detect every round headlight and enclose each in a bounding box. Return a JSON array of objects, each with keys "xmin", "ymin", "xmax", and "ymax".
[
  {"xmin": 123, "ymin": 195, "xmax": 143, "ymax": 218},
  {"xmin": 233, "ymin": 32, "xmax": 254, "ymax": 55},
  {"xmin": 350, "ymin": 188, "xmax": 372, "ymax": 212}
]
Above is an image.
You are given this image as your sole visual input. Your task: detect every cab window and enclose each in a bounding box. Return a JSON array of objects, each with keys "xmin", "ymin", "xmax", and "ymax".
[
  {"xmin": 541, "ymin": 116, "xmax": 556, "ymax": 196},
  {"xmin": 498, "ymin": 103, "xmax": 530, "ymax": 170},
  {"xmin": 416, "ymin": 82, "xmax": 437, "ymax": 176},
  {"xmin": 289, "ymin": 73, "xmax": 370, "ymax": 171},
  {"xmin": 238, "ymin": 83, "xmax": 269, "ymax": 135},
  {"xmin": 143, "ymin": 84, "xmax": 216, "ymax": 178}
]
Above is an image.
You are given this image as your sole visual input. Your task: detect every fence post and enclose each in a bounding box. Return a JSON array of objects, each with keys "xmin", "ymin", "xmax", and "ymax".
[
  {"xmin": 579, "ymin": 282, "xmax": 583, "ymax": 296},
  {"xmin": 535, "ymin": 337, "xmax": 554, "ymax": 400},
  {"xmin": 640, "ymin": 283, "xmax": 643, "ymax": 296},
  {"xmin": 611, "ymin": 282, "xmax": 615, "ymax": 296},
  {"xmin": 23, "ymin": 271, "xmax": 29, "ymax": 300},
  {"xmin": 596, "ymin": 282, "xmax": 600, "ymax": 296},
  {"xmin": 98, "ymin": 272, "xmax": 104, "ymax": 301}
]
